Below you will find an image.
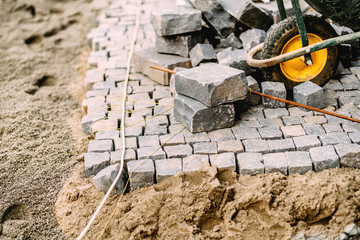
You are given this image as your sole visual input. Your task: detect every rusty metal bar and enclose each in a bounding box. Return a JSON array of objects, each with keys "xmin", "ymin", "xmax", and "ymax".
[{"xmin": 149, "ymin": 65, "xmax": 360, "ymax": 124}]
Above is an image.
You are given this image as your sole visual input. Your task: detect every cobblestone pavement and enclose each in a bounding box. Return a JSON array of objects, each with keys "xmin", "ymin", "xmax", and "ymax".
[{"xmin": 82, "ymin": 0, "xmax": 360, "ymax": 192}]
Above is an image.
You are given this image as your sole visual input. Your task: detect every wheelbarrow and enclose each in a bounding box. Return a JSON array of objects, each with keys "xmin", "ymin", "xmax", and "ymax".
[{"xmin": 246, "ymin": 0, "xmax": 360, "ymax": 89}]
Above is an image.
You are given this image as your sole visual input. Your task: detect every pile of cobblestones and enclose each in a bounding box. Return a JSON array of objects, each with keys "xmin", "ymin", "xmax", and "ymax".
[{"xmin": 81, "ymin": 0, "xmax": 360, "ymax": 198}]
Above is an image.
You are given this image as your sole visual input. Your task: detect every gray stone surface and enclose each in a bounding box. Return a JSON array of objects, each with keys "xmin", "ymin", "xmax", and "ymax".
[
  {"xmin": 220, "ymin": 33, "xmax": 243, "ymax": 49},
  {"xmin": 155, "ymin": 32, "xmax": 204, "ymax": 57},
  {"xmin": 344, "ymin": 223, "xmax": 360, "ymax": 236},
  {"xmin": 182, "ymin": 154, "xmax": 210, "ymax": 172},
  {"xmin": 164, "ymin": 144, "xmax": 193, "ymax": 158},
  {"xmin": 110, "ymin": 149, "xmax": 137, "ymax": 164},
  {"xmin": 261, "ymin": 81, "xmax": 286, "ymax": 108},
  {"xmin": 232, "ymin": 127, "xmax": 260, "ymax": 140},
  {"xmin": 303, "ymin": 115, "xmax": 327, "ymax": 125},
  {"xmin": 145, "ymin": 115, "xmax": 168, "ymax": 126},
  {"xmin": 193, "ymin": 142, "xmax": 218, "ymax": 154},
  {"xmin": 309, "ymin": 145, "xmax": 340, "ymax": 171},
  {"xmin": 323, "ymin": 79, "xmax": 344, "ymax": 91},
  {"xmin": 236, "ymin": 152, "xmax": 264, "ymax": 175},
  {"xmin": 293, "ymin": 134, "xmax": 321, "ymax": 151},
  {"xmin": 259, "ymin": 118, "xmax": 284, "ymax": 127},
  {"xmin": 257, "ymin": 126, "xmax": 283, "ymax": 140},
  {"xmin": 288, "ymin": 107, "xmax": 313, "ymax": 117},
  {"xmin": 349, "ymin": 132, "xmax": 360, "ymax": 143},
  {"xmin": 208, "ymin": 128, "xmax": 235, "ymax": 142},
  {"xmin": 282, "ymin": 116, "xmax": 305, "ymax": 126},
  {"xmin": 240, "ymin": 107, "xmax": 264, "ymax": 121},
  {"xmin": 240, "ymin": 28, "xmax": 267, "ymax": 52},
  {"xmin": 263, "ymin": 108, "xmax": 289, "ymax": 119},
  {"xmin": 151, "ymin": 7, "xmax": 202, "ymax": 36},
  {"xmin": 84, "ymin": 152, "xmax": 110, "ymax": 177},
  {"xmin": 217, "ymin": 48, "xmax": 251, "ymax": 75},
  {"xmin": 285, "ymin": 151, "xmax": 313, "ymax": 175},
  {"xmin": 189, "ymin": 0, "xmax": 236, "ymax": 37},
  {"xmin": 323, "ymin": 123, "xmax": 343, "ymax": 133},
  {"xmin": 293, "ymin": 81, "xmax": 325, "ymax": 109},
  {"xmin": 159, "ymin": 133, "xmax": 185, "ymax": 146},
  {"xmin": 334, "ymin": 143, "xmax": 360, "ymax": 168},
  {"xmin": 189, "ymin": 43, "xmax": 217, "ymax": 67},
  {"xmin": 267, "ymin": 138, "xmax": 295, "ymax": 153},
  {"xmin": 144, "ymin": 124, "xmax": 168, "ymax": 135},
  {"xmin": 175, "ymin": 63, "xmax": 248, "ymax": 107},
  {"xmin": 155, "ymin": 158, "xmax": 182, "ymax": 182},
  {"xmin": 246, "ymin": 76, "xmax": 261, "ymax": 105},
  {"xmin": 281, "ymin": 125, "xmax": 306, "ymax": 138},
  {"xmin": 138, "ymin": 135, "xmax": 160, "ymax": 148},
  {"xmin": 114, "ymin": 137, "xmax": 138, "ymax": 151},
  {"xmin": 319, "ymin": 132, "xmax": 351, "ymax": 145},
  {"xmin": 88, "ymin": 140, "xmax": 113, "ymax": 153},
  {"xmin": 209, "ymin": 153, "xmax": 236, "ymax": 171},
  {"xmin": 137, "ymin": 146, "xmax": 166, "ymax": 160},
  {"xmin": 92, "ymin": 164, "xmax": 127, "ymax": 194},
  {"xmin": 95, "ymin": 130, "xmax": 120, "ymax": 140},
  {"xmin": 184, "ymin": 132, "xmax": 210, "ymax": 144},
  {"xmin": 218, "ymin": 0, "xmax": 273, "ymax": 30},
  {"xmin": 81, "ymin": 112, "xmax": 106, "ymax": 134},
  {"xmin": 263, "ymin": 153, "xmax": 288, "ymax": 175},
  {"xmin": 127, "ymin": 159, "xmax": 155, "ymax": 190},
  {"xmin": 242, "ymin": 139, "xmax": 269, "ymax": 153},
  {"xmin": 173, "ymin": 93, "xmax": 235, "ymax": 133},
  {"xmin": 133, "ymin": 48, "xmax": 191, "ymax": 86},
  {"xmin": 217, "ymin": 140, "xmax": 244, "ymax": 154}
]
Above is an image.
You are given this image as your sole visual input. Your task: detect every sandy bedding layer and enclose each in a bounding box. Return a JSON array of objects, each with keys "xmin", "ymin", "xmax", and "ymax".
[{"xmin": 0, "ymin": 0, "xmax": 102, "ymax": 238}]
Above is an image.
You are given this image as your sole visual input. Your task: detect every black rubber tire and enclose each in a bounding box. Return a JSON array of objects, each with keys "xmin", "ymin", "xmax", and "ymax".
[{"xmin": 261, "ymin": 15, "xmax": 339, "ymax": 89}]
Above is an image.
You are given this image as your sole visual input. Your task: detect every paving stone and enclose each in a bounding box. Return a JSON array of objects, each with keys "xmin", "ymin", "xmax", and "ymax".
[
  {"xmin": 267, "ymin": 138, "xmax": 295, "ymax": 153},
  {"xmin": 263, "ymin": 153, "xmax": 288, "ymax": 175},
  {"xmin": 259, "ymin": 118, "xmax": 284, "ymax": 127},
  {"xmin": 137, "ymin": 146, "xmax": 166, "ymax": 161},
  {"xmin": 246, "ymin": 76, "xmax": 261, "ymax": 105},
  {"xmin": 168, "ymin": 123, "xmax": 189, "ymax": 134},
  {"xmin": 114, "ymin": 137, "xmax": 138, "ymax": 150},
  {"xmin": 232, "ymin": 127, "xmax": 260, "ymax": 140},
  {"xmin": 334, "ymin": 143, "xmax": 360, "ymax": 168},
  {"xmin": 237, "ymin": 120, "xmax": 261, "ymax": 129},
  {"xmin": 189, "ymin": 43, "xmax": 217, "ymax": 67},
  {"xmin": 263, "ymin": 108, "xmax": 289, "ymax": 119},
  {"xmin": 92, "ymin": 164, "xmax": 127, "ymax": 194},
  {"xmin": 281, "ymin": 116, "xmax": 305, "ymax": 126},
  {"xmin": 123, "ymin": 125, "xmax": 143, "ymax": 137},
  {"xmin": 218, "ymin": 0, "xmax": 272, "ymax": 30},
  {"xmin": 217, "ymin": 48, "xmax": 251, "ymax": 75},
  {"xmin": 86, "ymin": 89, "xmax": 110, "ymax": 98},
  {"xmin": 220, "ymin": 33, "xmax": 243, "ymax": 49},
  {"xmin": 303, "ymin": 115, "xmax": 327, "ymax": 125},
  {"xmin": 281, "ymin": 125, "xmax": 306, "ymax": 138},
  {"xmin": 133, "ymin": 99, "xmax": 156, "ymax": 111},
  {"xmin": 349, "ymin": 132, "xmax": 360, "ymax": 143},
  {"xmin": 325, "ymin": 112, "xmax": 352, "ymax": 125},
  {"xmin": 182, "ymin": 154, "xmax": 210, "ymax": 172},
  {"xmin": 208, "ymin": 128, "xmax": 235, "ymax": 142},
  {"xmin": 175, "ymin": 63, "xmax": 248, "ymax": 107},
  {"xmin": 240, "ymin": 107, "xmax": 264, "ymax": 121},
  {"xmin": 293, "ymin": 134, "xmax": 321, "ymax": 151},
  {"xmin": 323, "ymin": 123, "xmax": 343, "ymax": 133},
  {"xmin": 209, "ymin": 153, "xmax": 236, "ymax": 171},
  {"xmin": 285, "ymin": 151, "xmax": 313, "ymax": 175},
  {"xmin": 88, "ymin": 140, "xmax": 113, "ymax": 153},
  {"xmin": 184, "ymin": 132, "xmax": 210, "ymax": 144},
  {"xmin": 261, "ymin": 81, "xmax": 286, "ymax": 108},
  {"xmin": 95, "ymin": 130, "xmax": 120, "ymax": 141},
  {"xmin": 193, "ymin": 142, "xmax": 218, "ymax": 155},
  {"xmin": 242, "ymin": 139, "xmax": 269, "ymax": 153},
  {"xmin": 342, "ymin": 123, "xmax": 360, "ymax": 133},
  {"xmin": 159, "ymin": 133, "xmax": 185, "ymax": 146},
  {"xmin": 91, "ymin": 119, "xmax": 118, "ymax": 133},
  {"xmin": 288, "ymin": 107, "xmax": 313, "ymax": 117},
  {"xmin": 190, "ymin": 0, "xmax": 236, "ymax": 37},
  {"xmin": 309, "ymin": 145, "xmax": 340, "ymax": 171},
  {"xmin": 84, "ymin": 152, "xmax": 110, "ymax": 177},
  {"xmin": 93, "ymin": 81, "xmax": 116, "ymax": 90},
  {"xmin": 240, "ymin": 28, "xmax": 267, "ymax": 52},
  {"xmin": 132, "ymin": 85, "xmax": 154, "ymax": 94},
  {"xmin": 319, "ymin": 132, "xmax": 351, "ymax": 145},
  {"xmin": 133, "ymin": 47, "xmax": 191, "ymax": 86},
  {"xmin": 145, "ymin": 115, "xmax": 168, "ymax": 127},
  {"xmin": 164, "ymin": 144, "xmax": 193, "ymax": 158},
  {"xmin": 344, "ymin": 223, "xmax": 360, "ymax": 236},
  {"xmin": 82, "ymin": 96, "xmax": 105, "ymax": 112},
  {"xmin": 257, "ymin": 126, "xmax": 283, "ymax": 140},
  {"xmin": 303, "ymin": 124, "xmax": 325, "ymax": 136},
  {"xmin": 340, "ymin": 74, "xmax": 360, "ymax": 90},
  {"xmin": 138, "ymin": 135, "xmax": 160, "ymax": 148},
  {"xmin": 155, "ymin": 158, "xmax": 183, "ymax": 182},
  {"xmin": 110, "ymin": 149, "xmax": 137, "ymax": 164},
  {"xmin": 323, "ymin": 79, "xmax": 344, "ymax": 91},
  {"xmin": 217, "ymin": 140, "xmax": 244, "ymax": 154},
  {"xmin": 153, "ymin": 90, "xmax": 171, "ymax": 101},
  {"xmin": 236, "ymin": 152, "xmax": 264, "ymax": 175},
  {"xmin": 151, "ymin": 7, "xmax": 202, "ymax": 36},
  {"xmin": 84, "ymin": 69, "xmax": 104, "ymax": 90},
  {"xmin": 127, "ymin": 159, "xmax": 155, "ymax": 190},
  {"xmin": 144, "ymin": 124, "xmax": 168, "ymax": 136},
  {"xmin": 155, "ymin": 32, "xmax": 204, "ymax": 57},
  {"xmin": 174, "ymin": 93, "xmax": 235, "ymax": 133},
  {"xmin": 293, "ymin": 81, "xmax": 325, "ymax": 109}
]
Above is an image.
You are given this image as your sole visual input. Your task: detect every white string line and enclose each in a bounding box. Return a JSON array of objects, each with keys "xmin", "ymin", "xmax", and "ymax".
[{"xmin": 76, "ymin": 0, "xmax": 143, "ymax": 239}]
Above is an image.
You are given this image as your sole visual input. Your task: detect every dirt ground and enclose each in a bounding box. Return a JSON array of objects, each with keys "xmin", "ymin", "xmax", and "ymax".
[{"xmin": 1, "ymin": 0, "xmax": 360, "ymax": 239}]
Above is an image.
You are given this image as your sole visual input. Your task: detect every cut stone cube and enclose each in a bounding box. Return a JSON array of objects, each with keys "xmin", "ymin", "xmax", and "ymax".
[
  {"xmin": 137, "ymin": 146, "xmax": 166, "ymax": 160},
  {"xmin": 209, "ymin": 153, "xmax": 236, "ymax": 171},
  {"xmin": 84, "ymin": 152, "xmax": 110, "ymax": 177},
  {"xmin": 236, "ymin": 152, "xmax": 264, "ymax": 175},
  {"xmin": 240, "ymin": 28, "xmax": 266, "ymax": 52},
  {"xmin": 127, "ymin": 159, "xmax": 155, "ymax": 190},
  {"xmin": 293, "ymin": 81, "xmax": 325, "ymax": 109},
  {"xmin": 164, "ymin": 144, "xmax": 193, "ymax": 158},
  {"xmin": 293, "ymin": 134, "xmax": 321, "ymax": 151},
  {"xmin": 92, "ymin": 164, "xmax": 127, "ymax": 194},
  {"xmin": 189, "ymin": 44, "xmax": 217, "ymax": 67},
  {"xmin": 261, "ymin": 81, "xmax": 286, "ymax": 108},
  {"xmin": 183, "ymin": 154, "xmax": 210, "ymax": 172},
  {"xmin": 309, "ymin": 145, "xmax": 340, "ymax": 171},
  {"xmin": 155, "ymin": 158, "xmax": 183, "ymax": 182},
  {"xmin": 334, "ymin": 143, "xmax": 360, "ymax": 168},
  {"xmin": 263, "ymin": 152, "xmax": 288, "ymax": 175},
  {"xmin": 285, "ymin": 151, "xmax": 313, "ymax": 175}
]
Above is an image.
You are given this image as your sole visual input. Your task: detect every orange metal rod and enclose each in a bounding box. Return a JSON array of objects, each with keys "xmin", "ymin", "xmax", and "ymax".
[{"xmin": 149, "ymin": 65, "xmax": 360, "ymax": 124}]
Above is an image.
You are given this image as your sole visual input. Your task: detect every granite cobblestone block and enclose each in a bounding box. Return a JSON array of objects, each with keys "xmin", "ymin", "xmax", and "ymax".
[
  {"xmin": 242, "ymin": 139, "xmax": 269, "ymax": 153},
  {"xmin": 193, "ymin": 142, "xmax": 218, "ymax": 155},
  {"xmin": 138, "ymin": 135, "xmax": 160, "ymax": 148},
  {"xmin": 127, "ymin": 159, "xmax": 155, "ymax": 190},
  {"xmin": 303, "ymin": 124, "xmax": 325, "ymax": 136},
  {"xmin": 183, "ymin": 154, "xmax": 210, "ymax": 172},
  {"xmin": 309, "ymin": 145, "xmax": 340, "ymax": 171},
  {"xmin": 164, "ymin": 144, "xmax": 193, "ymax": 158},
  {"xmin": 84, "ymin": 152, "xmax": 110, "ymax": 177},
  {"xmin": 184, "ymin": 132, "xmax": 210, "ymax": 144},
  {"xmin": 263, "ymin": 108, "xmax": 289, "ymax": 119},
  {"xmin": 209, "ymin": 153, "xmax": 236, "ymax": 171},
  {"xmin": 137, "ymin": 146, "xmax": 166, "ymax": 160},
  {"xmin": 92, "ymin": 164, "xmax": 127, "ymax": 194},
  {"xmin": 110, "ymin": 149, "xmax": 137, "ymax": 164},
  {"xmin": 217, "ymin": 140, "xmax": 244, "ymax": 154},
  {"xmin": 232, "ymin": 127, "xmax": 261, "ymax": 140},
  {"xmin": 319, "ymin": 132, "xmax": 351, "ymax": 145},
  {"xmin": 155, "ymin": 158, "xmax": 182, "ymax": 182},
  {"xmin": 208, "ymin": 129, "xmax": 235, "ymax": 142},
  {"xmin": 261, "ymin": 81, "xmax": 286, "ymax": 108},
  {"xmin": 285, "ymin": 151, "xmax": 313, "ymax": 175},
  {"xmin": 293, "ymin": 81, "xmax": 325, "ymax": 109},
  {"xmin": 257, "ymin": 126, "xmax": 283, "ymax": 140},
  {"xmin": 267, "ymin": 139, "xmax": 295, "ymax": 153},
  {"xmin": 263, "ymin": 153, "xmax": 288, "ymax": 175},
  {"xmin": 334, "ymin": 143, "xmax": 360, "ymax": 168},
  {"xmin": 281, "ymin": 125, "xmax": 306, "ymax": 138},
  {"xmin": 88, "ymin": 140, "xmax": 113, "ymax": 153},
  {"xmin": 293, "ymin": 134, "xmax": 321, "ymax": 151},
  {"xmin": 236, "ymin": 152, "xmax": 264, "ymax": 175},
  {"xmin": 159, "ymin": 134, "xmax": 185, "ymax": 146},
  {"xmin": 189, "ymin": 44, "xmax": 217, "ymax": 67},
  {"xmin": 114, "ymin": 137, "xmax": 138, "ymax": 150}
]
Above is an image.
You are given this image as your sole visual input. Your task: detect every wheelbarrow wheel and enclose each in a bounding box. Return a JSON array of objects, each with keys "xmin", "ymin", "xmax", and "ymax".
[{"xmin": 261, "ymin": 15, "xmax": 339, "ymax": 89}]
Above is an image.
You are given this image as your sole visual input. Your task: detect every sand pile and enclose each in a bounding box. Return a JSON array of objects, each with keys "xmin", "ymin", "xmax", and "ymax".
[{"xmin": 56, "ymin": 163, "xmax": 360, "ymax": 239}]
